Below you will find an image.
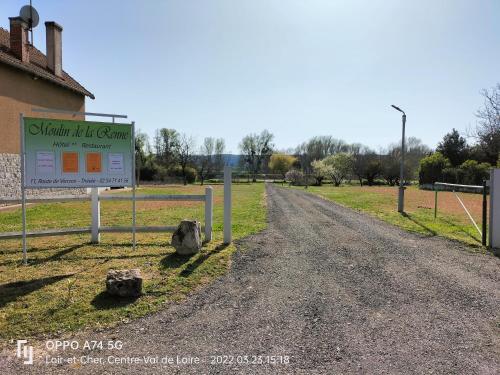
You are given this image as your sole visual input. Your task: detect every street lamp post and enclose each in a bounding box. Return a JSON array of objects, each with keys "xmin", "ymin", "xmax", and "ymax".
[{"xmin": 391, "ymin": 105, "xmax": 406, "ymax": 213}]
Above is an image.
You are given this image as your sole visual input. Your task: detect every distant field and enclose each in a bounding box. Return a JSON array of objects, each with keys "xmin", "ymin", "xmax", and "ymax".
[
  {"xmin": 290, "ymin": 184, "xmax": 488, "ymax": 247},
  {"xmin": 0, "ymin": 184, "xmax": 266, "ymax": 341}
]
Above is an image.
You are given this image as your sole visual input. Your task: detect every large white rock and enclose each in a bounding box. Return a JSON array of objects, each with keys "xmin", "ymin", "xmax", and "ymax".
[{"xmin": 171, "ymin": 220, "xmax": 202, "ymax": 255}]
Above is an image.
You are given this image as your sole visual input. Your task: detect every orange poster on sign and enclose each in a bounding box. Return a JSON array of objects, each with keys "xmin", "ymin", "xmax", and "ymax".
[
  {"xmin": 62, "ymin": 152, "xmax": 79, "ymax": 173},
  {"xmin": 86, "ymin": 152, "xmax": 102, "ymax": 173}
]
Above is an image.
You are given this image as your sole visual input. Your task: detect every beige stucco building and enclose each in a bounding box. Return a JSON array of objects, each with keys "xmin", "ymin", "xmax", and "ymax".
[{"xmin": 0, "ymin": 16, "xmax": 94, "ymax": 198}]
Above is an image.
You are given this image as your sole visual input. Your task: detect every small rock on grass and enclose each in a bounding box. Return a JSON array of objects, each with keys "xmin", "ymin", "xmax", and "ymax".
[{"xmin": 106, "ymin": 269, "xmax": 142, "ymax": 297}]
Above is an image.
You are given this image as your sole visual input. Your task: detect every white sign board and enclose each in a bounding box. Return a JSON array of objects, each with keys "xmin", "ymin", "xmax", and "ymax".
[{"xmin": 23, "ymin": 117, "xmax": 133, "ymax": 188}]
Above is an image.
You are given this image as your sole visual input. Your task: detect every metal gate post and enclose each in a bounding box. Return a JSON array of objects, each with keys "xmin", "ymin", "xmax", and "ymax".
[
  {"xmin": 482, "ymin": 180, "xmax": 487, "ymax": 246},
  {"xmin": 489, "ymin": 169, "xmax": 500, "ymax": 249},
  {"xmin": 434, "ymin": 185, "xmax": 438, "ymax": 219}
]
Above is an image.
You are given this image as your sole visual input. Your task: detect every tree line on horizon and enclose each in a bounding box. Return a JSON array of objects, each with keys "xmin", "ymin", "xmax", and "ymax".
[{"xmin": 134, "ymin": 83, "xmax": 500, "ymax": 187}]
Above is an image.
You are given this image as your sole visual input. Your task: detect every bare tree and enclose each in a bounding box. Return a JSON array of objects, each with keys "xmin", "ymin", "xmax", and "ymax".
[
  {"xmin": 296, "ymin": 136, "xmax": 349, "ymax": 173},
  {"xmin": 381, "ymin": 145, "xmax": 404, "ymax": 186},
  {"xmin": 214, "ymin": 138, "xmax": 226, "ymax": 174},
  {"xmin": 153, "ymin": 129, "xmax": 162, "ymax": 158},
  {"xmin": 351, "ymin": 145, "xmax": 373, "ymax": 186},
  {"xmin": 383, "ymin": 137, "xmax": 430, "ymax": 183},
  {"xmin": 363, "ymin": 155, "xmax": 382, "ymax": 186},
  {"xmin": 474, "ymin": 83, "xmax": 500, "ymax": 164},
  {"xmin": 154, "ymin": 128, "xmax": 180, "ymax": 167},
  {"xmin": 198, "ymin": 137, "xmax": 215, "ymax": 185},
  {"xmin": 179, "ymin": 134, "xmax": 196, "ymax": 185},
  {"xmin": 239, "ymin": 130, "xmax": 274, "ymax": 182}
]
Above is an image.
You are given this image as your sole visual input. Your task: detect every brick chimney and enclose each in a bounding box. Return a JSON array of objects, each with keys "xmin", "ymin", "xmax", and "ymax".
[
  {"xmin": 45, "ymin": 21, "xmax": 63, "ymax": 77},
  {"xmin": 9, "ymin": 17, "xmax": 30, "ymax": 63}
]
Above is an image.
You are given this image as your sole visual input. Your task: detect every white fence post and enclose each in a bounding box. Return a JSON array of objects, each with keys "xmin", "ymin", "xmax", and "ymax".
[
  {"xmin": 91, "ymin": 187, "xmax": 100, "ymax": 243},
  {"xmin": 205, "ymin": 186, "xmax": 213, "ymax": 242},
  {"xmin": 224, "ymin": 166, "xmax": 232, "ymax": 244},
  {"xmin": 489, "ymin": 169, "xmax": 500, "ymax": 250}
]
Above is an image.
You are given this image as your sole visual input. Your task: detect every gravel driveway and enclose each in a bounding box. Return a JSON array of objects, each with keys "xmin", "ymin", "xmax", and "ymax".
[{"xmin": 3, "ymin": 184, "xmax": 499, "ymax": 374}]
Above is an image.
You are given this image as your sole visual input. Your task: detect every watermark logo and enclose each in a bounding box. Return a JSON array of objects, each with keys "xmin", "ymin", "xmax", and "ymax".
[{"xmin": 16, "ymin": 340, "xmax": 33, "ymax": 365}]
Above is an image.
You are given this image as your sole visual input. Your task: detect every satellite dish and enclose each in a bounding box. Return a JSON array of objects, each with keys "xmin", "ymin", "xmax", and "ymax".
[{"xmin": 19, "ymin": 5, "xmax": 39, "ymax": 28}]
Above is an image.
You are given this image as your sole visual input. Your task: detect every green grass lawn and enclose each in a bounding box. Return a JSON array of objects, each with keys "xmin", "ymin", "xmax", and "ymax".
[
  {"xmin": 0, "ymin": 183, "xmax": 266, "ymax": 342},
  {"xmin": 290, "ymin": 184, "xmax": 486, "ymax": 248}
]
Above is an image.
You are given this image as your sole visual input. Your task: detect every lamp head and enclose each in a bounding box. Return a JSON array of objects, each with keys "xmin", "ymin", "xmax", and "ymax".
[{"xmin": 391, "ymin": 105, "xmax": 405, "ymax": 115}]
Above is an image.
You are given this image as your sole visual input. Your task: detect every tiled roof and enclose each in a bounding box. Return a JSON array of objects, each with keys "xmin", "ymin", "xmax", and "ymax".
[{"xmin": 0, "ymin": 27, "xmax": 94, "ymax": 99}]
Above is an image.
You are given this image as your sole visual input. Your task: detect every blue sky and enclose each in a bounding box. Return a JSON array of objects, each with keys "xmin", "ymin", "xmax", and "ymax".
[{"xmin": 1, "ymin": 0, "xmax": 499, "ymax": 153}]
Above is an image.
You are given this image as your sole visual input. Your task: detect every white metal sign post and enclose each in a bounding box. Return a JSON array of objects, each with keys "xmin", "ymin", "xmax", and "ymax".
[
  {"xmin": 224, "ymin": 166, "xmax": 232, "ymax": 244},
  {"xmin": 20, "ymin": 114, "xmax": 27, "ymax": 264},
  {"xmin": 489, "ymin": 169, "xmax": 500, "ymax": 250},
  {"xmin": 19, "ymin": 110, "xmax": 134, "ymax": 264},
  {"xmin": 132, "ymin": 121, "xmax": 136, "ymax": 251}
]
